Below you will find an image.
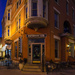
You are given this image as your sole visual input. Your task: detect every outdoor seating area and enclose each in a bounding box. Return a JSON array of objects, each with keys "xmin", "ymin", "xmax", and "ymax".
[{"xmin": 45, "ymin": 59, "xmax": 75, "ymax": 74}]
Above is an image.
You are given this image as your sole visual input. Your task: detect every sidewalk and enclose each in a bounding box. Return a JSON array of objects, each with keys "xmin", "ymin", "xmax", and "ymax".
[{"xmin": 0, "ymin": 61, "xmax": 75, "ymax": 75}]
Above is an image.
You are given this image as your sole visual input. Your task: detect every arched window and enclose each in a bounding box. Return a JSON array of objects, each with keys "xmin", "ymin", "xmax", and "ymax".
[{"xmin": 64, "ymin": 21, "xmax": 71, "ymax": 33}]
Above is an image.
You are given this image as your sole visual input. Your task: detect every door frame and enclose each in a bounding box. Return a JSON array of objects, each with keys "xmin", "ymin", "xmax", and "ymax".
[{"xmin": 31, "ymin": 43, "xmax": 45, "ymax": 64}]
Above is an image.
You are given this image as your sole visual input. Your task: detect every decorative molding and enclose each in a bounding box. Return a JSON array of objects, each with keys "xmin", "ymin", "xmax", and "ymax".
[
  {"xmin": 53, "ymin": 7, "xmax": 60, "ymax": 14},
  {"xmin": 14, "ymin": 38, "xmax": 19, "ymax": 42},
  {"xmin": 69, "ymin": 39, "xmax": 74, "ymax": 43},
  {"xmin": 54, "ymin": 35, "xmax": 60, "ymax": 40}
]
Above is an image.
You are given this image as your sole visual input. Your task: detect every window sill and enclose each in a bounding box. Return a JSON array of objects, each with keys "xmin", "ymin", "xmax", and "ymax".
[
  {"xmin": 55, "ymin": 27, "xmax": 59, "ymax": 30},
  {"xmin": 55, "ymin": 1, "xmax": 60, "ymax": 6},
  {"xmin": 55, "ymin": 58, "xmax": 60, "ymax": 60}
]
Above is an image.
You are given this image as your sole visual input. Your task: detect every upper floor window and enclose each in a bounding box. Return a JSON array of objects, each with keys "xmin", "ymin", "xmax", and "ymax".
[
  {"xmin": 66, "ymin": 1, "xmax": 69, "ymax": 14},
  {"xmin": 16, "ymin": 0, "xmax": 21, "ymax": 9},
  {"xmin": 72, "ymin": 9, "xmax": 74, "ymax": 21},
  {"xmin": 55, "ymin": 40, "xmax": 59, "ymax": 58},
  {"xmin": 19, "ymin": 14, "xmax": 21, "ymax": 29},
  {"xmin": 25, "ymin": 1, "xmax": 28, "ymax": 19},
  {"xmin": 43, "ymin": 0, "xmax": 46, "ymax": 17},
  {"xmin": 16, "ymin": 14, "xmax": 21, "ymax": 31},
  {"xmin": 54, "ymin": 12, "xmax": 59, "ymax": 28},
  {"xmin": 73, "ymin": 26, "xmax": 75, "ymax": 37},
  {"xmin": 8, "ymin": 9, "xmax": 10, "ymax": 20},
  {"xmin": 32, "ymin": 0, "xmax": 37, "ymax": 16},
  {"xmin": 55, "ymin": 0, "xmax": 59, "ymax": 3},
  {"xmin": 64, "ymin": 21, "xmax": 71, "ymax": 33},
  {"xmin": 8, "ymin": 26, "xmax": 10, "ymax": 36}
]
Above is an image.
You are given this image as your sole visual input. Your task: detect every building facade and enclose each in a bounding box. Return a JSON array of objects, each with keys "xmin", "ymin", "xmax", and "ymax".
[{"xmin": 1, "ymin": 0, "xmax": 75, "ymax": 64}]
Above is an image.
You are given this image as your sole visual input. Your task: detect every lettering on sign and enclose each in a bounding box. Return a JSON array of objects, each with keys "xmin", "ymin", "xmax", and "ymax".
[{"xmin": 27, "ymin": 34, "xmax": 46, "ymax": 38}]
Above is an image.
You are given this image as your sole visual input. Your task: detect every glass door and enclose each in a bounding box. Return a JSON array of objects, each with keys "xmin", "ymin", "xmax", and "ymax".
[{"xmin": 32, "ymin": 44, "xmax": 41, "ymax": 63}]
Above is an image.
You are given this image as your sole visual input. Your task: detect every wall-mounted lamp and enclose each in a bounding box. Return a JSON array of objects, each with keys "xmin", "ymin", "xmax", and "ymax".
[{"xmin": 67, "ymin": 44, "xmax": 70, "ymax": 48}]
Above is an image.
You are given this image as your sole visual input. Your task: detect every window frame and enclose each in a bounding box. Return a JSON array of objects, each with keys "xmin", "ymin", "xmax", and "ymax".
[
  {"xmin": 72, "ymin": 9, "xmax": 74, "ymax": 21},
  {"xmin": 15, "ymin": 42, "xmax": 17, "ymax": 58},
  {"xmin": 31, "ymin": 0, "xmax": 38, "ymax": 16},
  {"xmin": 55, "ymin": 39, "xmax": 59, "ymax": 58},
  {"xmin": 54, "ymin": 0, "xmax": 59, "ymax": 4},
  {"xmin": 8, "ymin": 9, "xmax": 10, "ymax": 20},
  {"xmin": 66, "ymin": 1, "xmax": 69, "ymax": 15},
  {"xmin": 54, "ymin": 11, "xmax": 59, "ymax": 29}
]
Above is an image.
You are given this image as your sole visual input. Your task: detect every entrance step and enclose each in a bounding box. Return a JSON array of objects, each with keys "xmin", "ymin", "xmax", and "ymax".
[{"xmin": 22, "ymin": 63, "xmax": 44, "ymax": 73}]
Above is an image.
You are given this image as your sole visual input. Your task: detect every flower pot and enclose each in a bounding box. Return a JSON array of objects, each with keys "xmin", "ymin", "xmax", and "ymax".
[{"xmin": 19, "ymin": 63, "xmax": 23, "ymax": 70}]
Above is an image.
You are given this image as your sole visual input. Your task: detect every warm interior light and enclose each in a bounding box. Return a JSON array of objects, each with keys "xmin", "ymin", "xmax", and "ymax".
[
  {"xmin": 67, "ymin": 44, "xmax": 70, "ymax": 48},
  {"xmin": 0, "ymin": 44, "xmax": 2, "ymax": 48}
]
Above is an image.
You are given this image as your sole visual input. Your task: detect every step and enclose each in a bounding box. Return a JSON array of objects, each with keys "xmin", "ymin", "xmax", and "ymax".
[
  {"xmin": 23, "ymin": 68, "xmax": 41, "ymax": 72},
  {"xmin": 23, "ymin": 65, "xmax": 40, "ymax": 69}
]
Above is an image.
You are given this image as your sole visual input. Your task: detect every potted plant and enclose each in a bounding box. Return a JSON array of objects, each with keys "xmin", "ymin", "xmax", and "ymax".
[
  {"xmin": 19, "ymin": 59, "xmax": 23, "ymax": 70},
  {"xmin": 19, "ymin": 53, "xmax": 23, "ymax": 70}
]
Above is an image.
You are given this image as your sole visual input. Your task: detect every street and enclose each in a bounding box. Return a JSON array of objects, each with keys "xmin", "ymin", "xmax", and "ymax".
[{"xmin": 0, "ymin": 66, "xmax": 75, "ymax": 75}]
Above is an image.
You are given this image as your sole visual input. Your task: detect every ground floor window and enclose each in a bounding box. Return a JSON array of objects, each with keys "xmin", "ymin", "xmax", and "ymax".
[
  {"xmin": 18, "ymin": 37, "xmax": 22, "ymax": 57},
  {"xmin": 15, "ymin": 42, "xmax": 17, "ymax": 58},
  {"xmin": 55, "ymin": 40, "xmax": 59, "ymax": 58}
]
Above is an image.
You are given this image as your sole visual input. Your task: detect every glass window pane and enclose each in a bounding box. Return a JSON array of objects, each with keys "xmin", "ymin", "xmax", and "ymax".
[{"xmin": 32, "ymin": 10, "xmax": 37, "ymax": 16}]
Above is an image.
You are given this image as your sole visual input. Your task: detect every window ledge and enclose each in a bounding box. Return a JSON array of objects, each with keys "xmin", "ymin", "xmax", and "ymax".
[
  {"xmin": 55, "ymin": 58, "xmax": 60, "ymax": 60},
  {"xmin": 55, "ymin": 27, "xmax": 59, "ymax": 30}
]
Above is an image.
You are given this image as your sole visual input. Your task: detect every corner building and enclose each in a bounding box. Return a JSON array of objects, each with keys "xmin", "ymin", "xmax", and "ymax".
[{"xmin": 2, "ymin": 0, "xmax": 75, "ymax": 64}]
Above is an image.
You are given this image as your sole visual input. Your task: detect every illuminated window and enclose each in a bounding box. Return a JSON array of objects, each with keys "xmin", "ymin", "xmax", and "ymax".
[
  {"xmin": 55, "ymin": 40, "xmax": 59, "ymax": 58},
  {"xmin": 54, "ymin": 12, "xmax": 59, "ymax": 28},
  {"xmin": 32, "ymin": 0, "xmax": 37, "ymax": 16}
]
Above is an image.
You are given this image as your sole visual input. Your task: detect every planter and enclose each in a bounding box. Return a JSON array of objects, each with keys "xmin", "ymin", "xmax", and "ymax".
[{"xmin": 19, "ymin": 63, "xmax": 23, "ymax": 70}]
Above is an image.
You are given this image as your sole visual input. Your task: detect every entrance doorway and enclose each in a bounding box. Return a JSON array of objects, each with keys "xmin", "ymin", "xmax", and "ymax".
[
  {"xmin": 28, "ymin": 38, "xmax": 45, "ymax": 64},
  {"xmin": 32, "ymin": 44, "xmax": 41, "ymax": 63},
  {"xmin": 69, "ymin": 43, "xmax": 74, "ymax": 57}
]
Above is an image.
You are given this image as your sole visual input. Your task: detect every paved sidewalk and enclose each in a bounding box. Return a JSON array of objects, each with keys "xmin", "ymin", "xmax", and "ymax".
[{"xmin": 0, "ymin": 67, "xmax": 75, "ymax": 75}]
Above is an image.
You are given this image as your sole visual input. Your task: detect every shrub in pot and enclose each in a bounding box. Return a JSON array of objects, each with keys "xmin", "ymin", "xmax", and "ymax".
[{"xmin": 19, "ymin": 59, "xmax": 23, "ymax": 70}]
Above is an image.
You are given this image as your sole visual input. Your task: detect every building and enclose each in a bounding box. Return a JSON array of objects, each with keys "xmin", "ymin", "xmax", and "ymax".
[
  {"xmin": 1, "ymin": 0, "xmax": 75, "ymax": 64},
  {"xmin": 0, "ymin": 37, "xmax": 2, "ymax": 57}
]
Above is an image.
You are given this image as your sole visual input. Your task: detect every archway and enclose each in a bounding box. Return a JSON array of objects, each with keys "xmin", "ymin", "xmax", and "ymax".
[{"xmin": 64, "ymin": 21, "xmax": 71, "ymax": 34}]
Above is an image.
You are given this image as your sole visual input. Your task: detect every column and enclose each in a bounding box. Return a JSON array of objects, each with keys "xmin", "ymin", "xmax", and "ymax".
[{"xmin": 38, "ymin": 0, "xmax": 43, "ymax": 17}]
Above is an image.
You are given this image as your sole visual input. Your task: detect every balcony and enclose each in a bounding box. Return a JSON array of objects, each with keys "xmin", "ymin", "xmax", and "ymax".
[{"xmin": 25, "ymin": 17, "xmax": 48, "ymax": 30}]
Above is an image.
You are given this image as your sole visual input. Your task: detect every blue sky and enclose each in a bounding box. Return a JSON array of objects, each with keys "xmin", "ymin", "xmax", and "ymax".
[{"xmin": 0, "ymin": 0, "xmax": 7, "ymax": 37}]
